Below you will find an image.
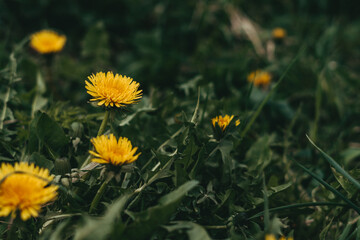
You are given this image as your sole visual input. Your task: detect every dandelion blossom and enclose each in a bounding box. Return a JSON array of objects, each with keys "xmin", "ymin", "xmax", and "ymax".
[
  {"xmin": 265, "ymin": 234, "xmax": 276, "ymax": 240},
  {"xmin": 272, "ymin": 27, "xmax": 287, "ymax": 39},
  {"xmin": 247, "ymin": 70, "xmax": 272, "ymax": 87},
  {"xmin": 212, "ymin": 115, "xmax": 240, "ymax": 132},
  {"xmin": 85, "ymin": 71, "xmax": 142, "ymax": 107},
  {"xmin": 30, "ymin": 30, "xmax": 66, "ymax": 54},
  {"xmin": 89, "ymin": 134, "xmax": 140, "ymax": 166},
  {"xmin": 0, "ymin": 162, "xmax": 58, "ymax": 221}
]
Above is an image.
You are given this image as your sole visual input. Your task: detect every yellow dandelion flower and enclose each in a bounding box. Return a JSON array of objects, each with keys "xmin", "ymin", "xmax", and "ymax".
[
  {"xmin": 85, "ymin": 71, "xmax": 142, "ymax": 108},
  {"xmin": 212, "ymin": 115, "xmax": 240, "ymax": 132},
  {"xmin": 0, "ymin": 162, "xmax": 58, "ymax": 221},
  {"xmin": 30, "ymin": 30, "xmax": 66, "ymax": 54},
  {"xmin": 247, "ymin": 70, "xmax": 272, "ymax": 87},
  {"xmin": 272, "ymin": 27, "xmax": 287, "ymax": 39},
  {"xmin": 279, "ymin": 236, "xmax": 286, "ymax": 240},
  {"xmin": 89, "ymin": 134, "xmax": 141, "ymax": 166},
  {"xmin": 265, "ymin": 234, "xmax": 276, "ymax": 240}
]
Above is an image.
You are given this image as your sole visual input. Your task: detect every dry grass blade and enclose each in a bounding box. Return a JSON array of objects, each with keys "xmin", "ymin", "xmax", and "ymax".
[{"xmin": 226, "ymin": 4, "xmax": 265, "ymax": 56}]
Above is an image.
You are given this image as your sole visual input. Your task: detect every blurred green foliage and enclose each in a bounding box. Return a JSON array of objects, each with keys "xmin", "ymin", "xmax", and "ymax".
[{"xmin": 0, "ymin": 0, "xmax": 360, "ymax": 239}]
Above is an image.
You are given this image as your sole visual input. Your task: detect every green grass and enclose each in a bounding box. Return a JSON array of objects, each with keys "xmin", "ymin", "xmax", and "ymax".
[{"xmin": 1, "ymin": 0, "xmax": 360, "ymax": 239}]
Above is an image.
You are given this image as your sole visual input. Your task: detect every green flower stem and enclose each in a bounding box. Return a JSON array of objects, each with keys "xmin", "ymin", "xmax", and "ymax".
[
  {"xmin": 44, "ymin": 54, "xmax": 57, "ymax": 98},
  {"xmin": 97, "ymin": 109, "xmax": 110, "ymax": 137},
  {"xmin": 81, "ymin": 110, "xmax": 110, "ymax": 168},
  {"xmin": 7, "ymin": 217, "xmax": 18, "ymax": 240},
  {"xmin": 89, "ymin": 173, "xmax": 113, "ymax": 214}
]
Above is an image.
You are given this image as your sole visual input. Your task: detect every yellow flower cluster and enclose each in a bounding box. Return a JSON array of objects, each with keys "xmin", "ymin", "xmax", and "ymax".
[
  {"xmin": 247, "ymin": 70, "xmax": 272, "ymax": 87},
  {"xmin": 0, "ymin": 162, "xmax": 58, "ymax": 221},
  {"xmin": 84, "ymin": 71, "xmax": 142, "ymax": 167},
  {"xmin": 89, "ymin": 134, "xmax": 141, "ymax": 166},
  {"xmin": 212, "ymin": 114, "xmax": 240, "ymax": 132},
  {"xmin": 30, "ymin": 30, "xmax": 66, "ymax": 54},
  {"xmin": 85, "ymin": 71, "xmax": 143, "ymax": 108}
]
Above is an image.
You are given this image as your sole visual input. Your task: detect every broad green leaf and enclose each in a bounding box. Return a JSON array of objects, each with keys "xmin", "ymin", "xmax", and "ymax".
[
  {"xmin": 341, "ymin": 147, "xmax": 360, "ymax": 165},
  {"xmin": 160, "ymin": 179, "xmax": 197, "ymax": 202},
  {"xmin": 74, "ymin": 194, "xmax": 131, "ymax": 240},
  {"xmin": 29, "ymin": 152, "xmax": 54, "ymax": 170},
  {"xmin": 245, "ymin": 134, "xmax": 274, "ymax": 178},
  {"xmin": 218, "ymin": 139, "xmax": 234, "ymax": 163},
  {"xmin": 27, "ymin": 112, "xmax": 42, "ymax": 154},
  {"xmin": 163, "ymin": 221, "xmax": 211, "ymax": 240},
  {"xmin": 36, "ymin": 112, "xmax": 69, "ymax": 157},
  {"xmin": 123, "ymin": 180, "xmax": 198, "ymax": 240}
]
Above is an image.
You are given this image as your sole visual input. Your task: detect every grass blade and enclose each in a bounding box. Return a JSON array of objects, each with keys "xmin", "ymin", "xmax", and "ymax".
[
  {"xmin": 191, "ymin": 87, "xmax": 201, "ymax": 124},
  {"xmin": 262, "ymin": 177, "xmax": 270, "ymax": 232},
  {"xmin": 307, "ymin": 135, "xmax": 360, "ymax": 190},
  {"xmin": 248, "ymin": 202, "xmax": 348, "ymax": 220},
  {"xmin": 295, "ymin": 161, "xmax": 360, "ymax": 214}
]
